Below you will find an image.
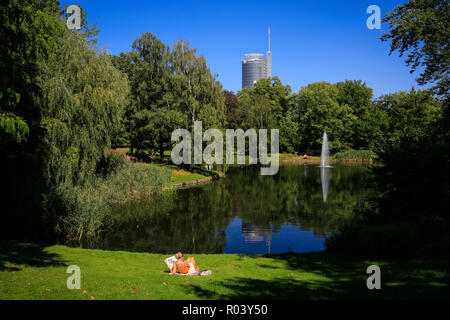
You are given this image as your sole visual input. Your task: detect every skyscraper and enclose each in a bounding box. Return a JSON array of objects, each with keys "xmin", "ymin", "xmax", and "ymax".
[
  {"xmin": 242, "ymin": 54, "xmax": 266, "ymax": 88},
  {"xmin": 241, "ymin": 28, "xmax": 272, "ymax": 89}
]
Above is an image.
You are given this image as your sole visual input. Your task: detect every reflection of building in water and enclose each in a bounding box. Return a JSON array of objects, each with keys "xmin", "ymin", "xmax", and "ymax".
[{"xmin": 242, "ymin": 222, "xmax": 272, "ymax": 254}]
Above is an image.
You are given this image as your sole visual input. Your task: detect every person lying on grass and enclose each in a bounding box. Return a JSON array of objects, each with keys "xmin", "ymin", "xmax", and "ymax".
[{"xmin": 170, "ymin": 252, "xmax": 200, "ymax": 275}]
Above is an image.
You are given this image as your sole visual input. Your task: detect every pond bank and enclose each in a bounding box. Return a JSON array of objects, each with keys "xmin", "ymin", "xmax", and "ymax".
[
  {"xmin": 0, "ymin": 241, "xmax": 448, "ymax": 300},
  {"xmin": 279, "ymin": 159, "xmax": 373, "ymax": 164}
]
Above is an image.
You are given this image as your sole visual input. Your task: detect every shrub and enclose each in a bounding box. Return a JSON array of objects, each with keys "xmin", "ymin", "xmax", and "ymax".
[
  {"xmin": 96, "ymin": 151, "xmax": 126, "ymax": 178},
  {"xmin": 332, "ymin": 149, "xmax": 377, "ymax": 160}
]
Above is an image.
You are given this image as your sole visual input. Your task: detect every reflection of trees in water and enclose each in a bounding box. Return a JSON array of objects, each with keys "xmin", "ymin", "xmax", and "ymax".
[
  {"xmin": 89, "ymin": 164, "xmax": 375, "ymax": 253},
  {"xmin": 225, "ymin": 164, "xmax": 375, "ymax": 238},
  {"xmin": 95, "ymin": 184, "xmax": 234, "ymax": 253}
]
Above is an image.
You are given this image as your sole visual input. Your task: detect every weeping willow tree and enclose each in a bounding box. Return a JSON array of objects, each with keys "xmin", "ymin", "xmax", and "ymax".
[
  {"xmin": 0, "ymin": 1, "xmax": 129, "ymax": 242},
  {"xmin": 38, "ymin": 32, "xmax": 129, "ymax": 187},
  {"xmin": 36, "ymin": 31, "xmax": 130, "ymax": 243}
]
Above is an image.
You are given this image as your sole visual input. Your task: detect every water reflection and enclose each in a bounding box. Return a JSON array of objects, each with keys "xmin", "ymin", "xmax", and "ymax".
[
  {"xmin": 91, "ymin": 164, "xmax": 375, "ymax": 254},
  {"xmin": 320, "ymin": 167, "xmax": 330, "ymax": 203}
]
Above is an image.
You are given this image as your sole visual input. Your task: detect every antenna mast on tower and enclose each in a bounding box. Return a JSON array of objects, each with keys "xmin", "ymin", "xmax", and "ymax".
[{"xmin": 266, "ymin": 27, "xmax": 272, "ymax": 79}]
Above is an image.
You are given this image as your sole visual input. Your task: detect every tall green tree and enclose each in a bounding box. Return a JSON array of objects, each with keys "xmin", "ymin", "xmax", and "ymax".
[
  {"xmin": 0, "ymin": 0, "xmax": 63, "ymax": 148},
  {"xmin": 238, "ymin": 77, "xmax": 295, "ymax": 152},
  {"xmin": 123, "ymin": 33, "xmax": 226, "ymax": 160},
  {"xmin": 238, "ymin": 77, "xmax": 291, "ymax": 127},
  {"xmin": 171, "ymin": 39, "xmax": 226, "ymax": 129},
  {"xmin": 1, "ymin": 1, "xmax": 129, "ymax": 241},
  {"xmin": 336, "ymin": 80, "xmax": 386, "ymax": 149},
  {"xmin": 292, "ymin": 82, "xmax": 357, "ymax": 153},
  {"xmin": 38, "ymin": 32, "xmax": 129, "ymax": 186}
]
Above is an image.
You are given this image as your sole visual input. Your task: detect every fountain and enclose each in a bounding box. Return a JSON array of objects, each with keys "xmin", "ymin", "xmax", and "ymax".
[{"xmin": 320, "ymin": 132, "xmax": 332, "ymax": 168}]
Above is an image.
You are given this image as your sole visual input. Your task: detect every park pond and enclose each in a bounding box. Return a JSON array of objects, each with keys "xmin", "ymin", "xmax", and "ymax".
[{"xmin": 89, "ymin": 164, "xmax": 376, "ymax": 254}]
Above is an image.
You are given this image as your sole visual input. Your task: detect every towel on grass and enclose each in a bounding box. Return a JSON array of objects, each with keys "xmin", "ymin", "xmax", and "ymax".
[{"xmin": 169, "ymin": 270, "xmax": 212, "ymax": 276}]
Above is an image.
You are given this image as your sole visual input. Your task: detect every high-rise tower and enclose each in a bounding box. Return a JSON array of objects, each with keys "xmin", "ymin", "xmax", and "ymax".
[
  {"xmin": 241, "ymin": 28, "xmax": 272, "ymax": 89},
  {"xmin": 242, "ymin": 54, "xmax": 266, "ymax": 88},
  {"xmin": 266, "ymin": 27, "xmax": 271, "ymax": 79}
]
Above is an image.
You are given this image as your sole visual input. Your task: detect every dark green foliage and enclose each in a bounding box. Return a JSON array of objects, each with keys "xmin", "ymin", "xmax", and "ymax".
[
  {"xmin": 0, "ymin": 112, "xmax": 29, "ymax": 143},
  {"xmin": 96, "ymin": 151, "xmax": 126, "ymax": 178},
  {"xmin": 332, "ymin": 149, "xmax": 377, "ymax": 160},
  {"xmin": 381, "ymin": 0, "xmax": 450, "ymax": 96},
  {"xmin": 0, "ymin": 1, "xmax": 130, "ymax": 244}
]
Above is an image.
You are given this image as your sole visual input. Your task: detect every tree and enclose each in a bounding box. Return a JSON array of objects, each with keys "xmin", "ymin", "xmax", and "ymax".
[
  {"xmin": 375, "ymin": 88, "xmax": 442, "ymax": 147},
  {"xmin": 130, "ymin": 108, "xmax": 185, "ymax": 160},
  {"xmin": 223, "ymin": 90, "xmax": 240, "ymax": 128},
  {"xmin": 38, "ymin": 32, "xmax": 129, "ymax": 186},
  {"xmin": 0, "ymin": 0, "xmax": 64, "ymax": 152},
  {"xmin": 122, "ymin": 33, "xmax": 226, "ymax": 161},
  {"xmin": 381, "ymin": 0, "xmax": 450, "ymax": 96},
  {"xmin": 171, "ymin": 39, "xmax": 226, "ymax": 129},
  {"xmin": 237, "ymin": 77, "xmax": 294, "ymax": 152},
  {"xmin": 292, "ymin": 82, "xmax": 357, "ymax": 153},
  {"xmin": 1, "ymin": 1, "xmax": 129, "ymax": 241},
  {"xmin": 336, "ymin": 80, "xmax": 373, "ymax": 119},
  {"xmin": 278, "ymin": 110, "xmax": 299, "ymax": 153},
  {"xmin": 336, "ymin": 80, "xmax": 387, "ymax": 149},
  {"xmin": 238, "ymin": 77, "xmax": 291, "ymax": 126}
]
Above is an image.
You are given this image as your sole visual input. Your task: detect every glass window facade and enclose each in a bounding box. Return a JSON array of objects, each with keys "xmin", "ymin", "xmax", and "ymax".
[{"xmin": 242, "ymin": 54, "xmax": 267, "ymax": 89}]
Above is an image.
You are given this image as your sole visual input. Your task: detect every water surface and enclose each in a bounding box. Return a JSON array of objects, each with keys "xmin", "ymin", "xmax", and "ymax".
[{"xmin": 97, "ymin": 164, "xmax": 375, "ymax": 254}]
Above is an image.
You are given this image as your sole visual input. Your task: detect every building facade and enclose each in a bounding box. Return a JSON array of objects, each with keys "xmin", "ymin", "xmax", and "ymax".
[{"xmin": 242, "ymin": 54, "xmax": 266, "ymax": 89}]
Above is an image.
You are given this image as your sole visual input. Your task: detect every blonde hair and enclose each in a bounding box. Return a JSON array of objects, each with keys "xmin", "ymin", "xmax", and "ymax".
[{"xmin": 175, "ymin": 252, "xmax": 184, "ymax": 260}]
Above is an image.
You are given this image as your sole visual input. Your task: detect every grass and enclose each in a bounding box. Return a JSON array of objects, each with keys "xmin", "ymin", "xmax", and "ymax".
[
  {"xmin": 112, "ymin": 148, "xmax": 217, "ymax": 185},
  {"xmin": 1, "ymin": 241, "xmax": 448, "ymax": 300},
  {"xmin": 170, "ymin": 168, "xmax": 209, "ymax": 184}
]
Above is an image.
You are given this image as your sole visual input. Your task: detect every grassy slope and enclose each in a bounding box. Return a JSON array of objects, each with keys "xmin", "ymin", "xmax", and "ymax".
[
  {"xmin": 113, "ymin": 149, "xmax": 211, "ymax": 184},
  {"xmin": 0, "ymin": 241, "xmax": 448, "ymax": 300},
  {"xmin": 170, "ymin": 168, "xmax": 208, "ymax": 184}
]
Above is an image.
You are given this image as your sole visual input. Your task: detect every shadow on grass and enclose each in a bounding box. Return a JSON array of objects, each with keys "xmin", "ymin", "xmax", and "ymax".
[
  {"xmin": 0, "ymin": 240, "xmax": 67, "ymax": 272},
  {"xmin": 187, "ymin": 252, "xmax": 450, "ymax": 300}
]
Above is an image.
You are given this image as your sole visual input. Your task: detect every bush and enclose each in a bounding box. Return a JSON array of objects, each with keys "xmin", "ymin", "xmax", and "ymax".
[
  {"xmin": 332, "ymin": 149, "xmax": 377, "ymax": 160},
  {"xmin": 96, "ymin": 151, "xmax": 126, "ymax": 178}
]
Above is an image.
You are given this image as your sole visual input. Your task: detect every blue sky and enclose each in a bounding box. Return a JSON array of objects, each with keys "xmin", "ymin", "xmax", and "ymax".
[{"xmin": 66, "ymin": 0, "xmax": 423, "ymax": 97}]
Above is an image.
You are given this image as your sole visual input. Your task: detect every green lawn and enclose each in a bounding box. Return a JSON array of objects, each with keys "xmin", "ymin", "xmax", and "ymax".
[{"xmin": 0, "ymin": 241, "xmax": 448, "ymax": 300}]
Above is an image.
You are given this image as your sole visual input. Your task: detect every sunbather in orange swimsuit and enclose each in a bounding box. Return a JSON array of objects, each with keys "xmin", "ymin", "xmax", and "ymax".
[
  {"xmin": 174, "ymin": 260, "xmax": 190, "ymax": 274},
  {"xmin": 171, "ymin": 252, "xmax": 199, "ymax": 274}
]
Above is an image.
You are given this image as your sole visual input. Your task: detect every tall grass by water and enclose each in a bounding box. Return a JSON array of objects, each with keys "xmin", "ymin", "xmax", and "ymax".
[{"xmin": 52, "ymin": 160, "xmax": 172, "ymax": 246}]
